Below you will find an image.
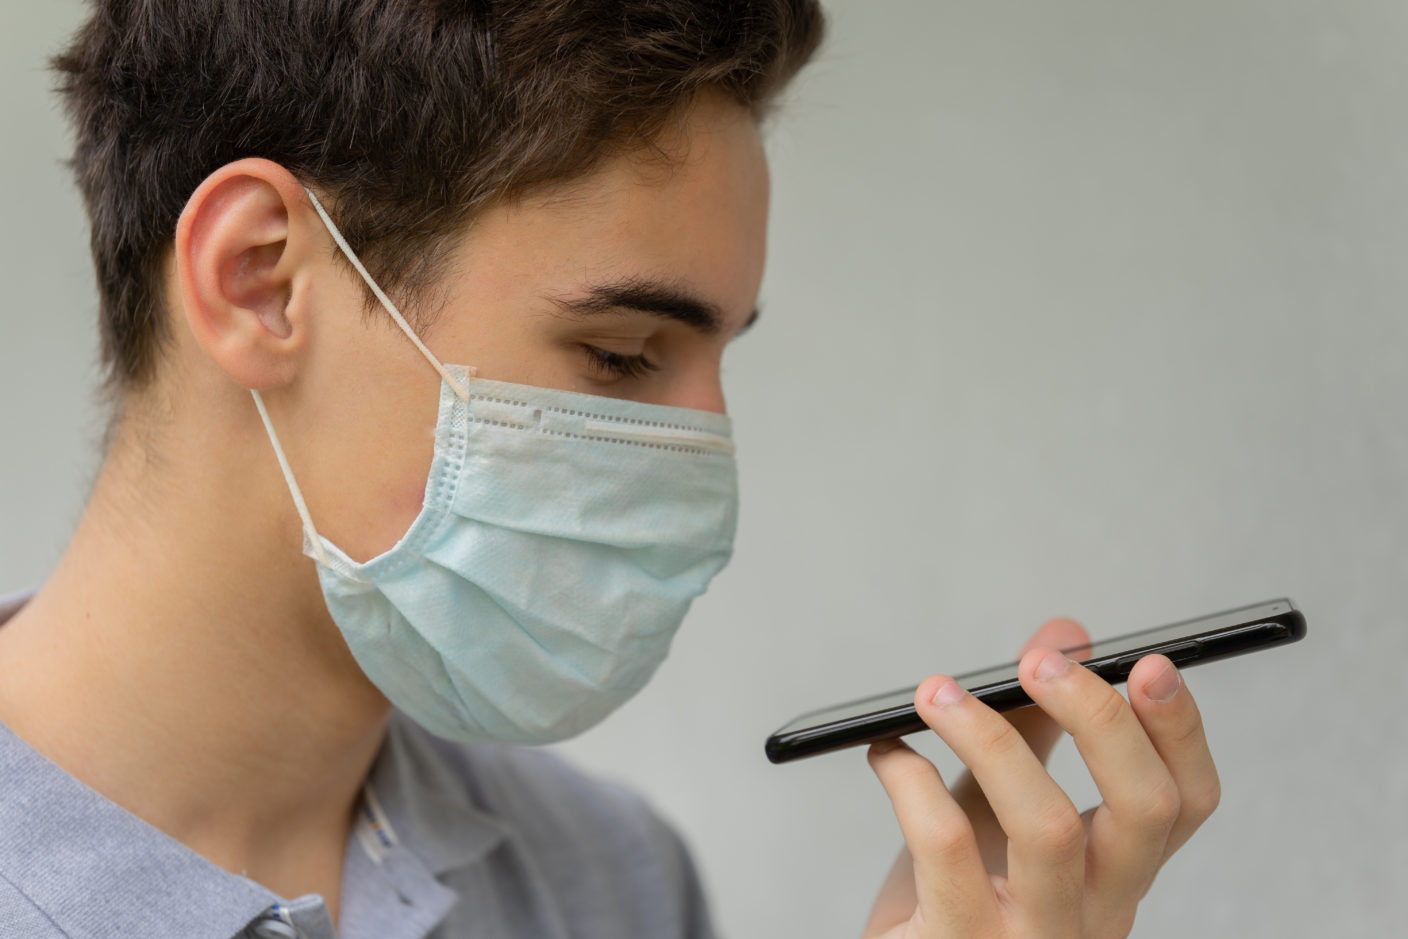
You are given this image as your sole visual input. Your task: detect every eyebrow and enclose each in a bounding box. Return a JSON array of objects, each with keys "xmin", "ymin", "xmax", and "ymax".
[{"xmin": 548, "ymin": 278, "xmax": 759, "ymax": 336}]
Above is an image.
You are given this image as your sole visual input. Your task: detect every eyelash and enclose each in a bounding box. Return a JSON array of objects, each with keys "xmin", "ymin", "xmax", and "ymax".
[{"xmin": 582, "ymin": 345, "xmax": 660, "ymax": 380}]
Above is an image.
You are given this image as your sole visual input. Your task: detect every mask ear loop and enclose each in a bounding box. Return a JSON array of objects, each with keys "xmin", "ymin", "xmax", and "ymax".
[
  {"xmin": 249, "ymin": 185, "xmax": 477, "ymax": 569},
  {"xmin": 302, "ymin": 187, "xmax": 473, "ymax": 400},
  {"xmin": 251, "ymin": 388, "xmax": 330, "ymax": 568}
]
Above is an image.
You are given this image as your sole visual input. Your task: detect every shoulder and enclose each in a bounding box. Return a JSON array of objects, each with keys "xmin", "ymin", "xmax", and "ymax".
[{"xmin": 380, "ymin": 712, "xmax": 713, "ymax": 936}]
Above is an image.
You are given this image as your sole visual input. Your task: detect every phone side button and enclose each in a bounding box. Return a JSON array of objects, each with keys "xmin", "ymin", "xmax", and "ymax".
[{"xmin": 1114, "ymin": 641, "xmax": 1203, "ymax": 672}]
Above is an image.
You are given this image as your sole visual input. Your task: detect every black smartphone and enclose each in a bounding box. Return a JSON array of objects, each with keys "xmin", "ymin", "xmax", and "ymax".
[{"xmin": 765, "ymin": 599, "xmax": 1307, "ymax": 764}]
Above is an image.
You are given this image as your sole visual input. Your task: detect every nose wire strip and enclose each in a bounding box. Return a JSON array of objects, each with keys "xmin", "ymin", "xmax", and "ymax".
[{"xmin": 302, "ymin": 187, "xmax": 471, "ymax": 401}]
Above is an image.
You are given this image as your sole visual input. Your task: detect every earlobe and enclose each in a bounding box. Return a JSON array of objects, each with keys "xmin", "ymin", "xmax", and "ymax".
[{"xmin": 174, "ymin": 159, "xmax": 314, "ymax": 391}]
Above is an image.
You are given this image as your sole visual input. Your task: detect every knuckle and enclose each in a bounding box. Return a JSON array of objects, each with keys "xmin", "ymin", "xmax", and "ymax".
[
  {"xmin": 975, "ymin": 719, "xmax": 1024, "ymax": 761},
  {"xmin": 1183, "ymin": 773, "xmax": 1223, "ymax": 823},
  {"xmin": 917, "ymin": 810, "xmax": 977, "ymax": 864},
  {"xmin": 1140, "ymin": 776, "xmax": 1182, "ymax": 831},
  {"xmin": 1085, "ymin": 685, "xmax": 1130, "ymax": 733},
  {"xmin": 1025, "ymin": 798, "xmax": 1085, "ymax": 857}
]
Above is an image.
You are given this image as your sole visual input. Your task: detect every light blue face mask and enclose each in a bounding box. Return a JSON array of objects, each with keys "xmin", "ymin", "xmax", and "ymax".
[{"xmin": 250, "ymin": 189, "xmax": 738, "ymax": 744}]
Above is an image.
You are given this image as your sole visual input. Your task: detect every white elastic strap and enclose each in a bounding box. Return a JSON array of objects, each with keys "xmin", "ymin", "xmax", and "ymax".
[
  {"xmin": 251, "ymin": 389, "xmax": 330, "ymax": 568},
  {"xmin": 302, "ymin": 187, "xmax": 471, "ymax": 400}
]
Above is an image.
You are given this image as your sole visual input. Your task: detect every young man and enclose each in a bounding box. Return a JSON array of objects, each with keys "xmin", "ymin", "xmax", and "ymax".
[{"xmin": 0, "ymin": 2, "xmax": 1220, "ymax": 937}]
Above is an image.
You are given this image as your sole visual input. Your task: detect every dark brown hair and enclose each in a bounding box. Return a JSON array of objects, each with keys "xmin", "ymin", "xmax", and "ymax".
[{"xmin": 54, "ymin": 0, "xmax": 824, "ymax": 394}]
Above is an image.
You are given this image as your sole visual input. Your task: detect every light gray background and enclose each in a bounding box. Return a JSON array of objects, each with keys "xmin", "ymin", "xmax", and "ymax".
[{"xmin": 2, "ymin": 1, "xmax": 1403, "ymax": 936}]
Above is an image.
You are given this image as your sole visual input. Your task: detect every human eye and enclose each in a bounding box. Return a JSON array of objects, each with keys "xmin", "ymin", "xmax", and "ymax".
[{"xmin": 580, "ymin": 345, "xmax": 660, "ymax": 381}]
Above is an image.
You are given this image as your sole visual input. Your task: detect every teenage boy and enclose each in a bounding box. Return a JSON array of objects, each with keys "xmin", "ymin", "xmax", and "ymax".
[{"xmin": 0, "ymin": 2, "xmax": 1220, "ymax": 937}]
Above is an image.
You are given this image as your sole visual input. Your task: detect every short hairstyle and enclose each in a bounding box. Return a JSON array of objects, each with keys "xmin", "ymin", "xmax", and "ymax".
[{"xmin": 54, "ymin": 0, "xmax": 825, "ymax": 395}]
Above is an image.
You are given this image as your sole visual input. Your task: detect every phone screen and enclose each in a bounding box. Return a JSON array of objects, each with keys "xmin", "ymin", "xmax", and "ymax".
[{"xmin": 767, "ymin": 599, "xmax": 1305, "ymax": 762}]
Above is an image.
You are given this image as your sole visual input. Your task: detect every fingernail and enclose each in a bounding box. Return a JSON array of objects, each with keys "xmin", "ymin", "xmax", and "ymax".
[
  {"xmin": 1035, "ymin": 650, "xmax": 1072, "ymax": 682},
  {"xmin": 930, "ymin": 678, "xmax": 967, "ymax": 707},
  {"xmin": 1146, "ymin": 663, "xmax": 1182, "ymax": 703}
]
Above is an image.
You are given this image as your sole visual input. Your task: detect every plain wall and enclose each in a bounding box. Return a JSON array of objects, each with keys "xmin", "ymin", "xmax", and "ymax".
[{"xmin": 2, "ymin": 2, "xmax": 1403, "ymax": 936}]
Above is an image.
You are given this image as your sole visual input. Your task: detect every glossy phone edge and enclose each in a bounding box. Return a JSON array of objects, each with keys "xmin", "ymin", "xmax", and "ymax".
[{"xmin": 765, "ymin": 600, "xmax": 1307, "ymax": 765}]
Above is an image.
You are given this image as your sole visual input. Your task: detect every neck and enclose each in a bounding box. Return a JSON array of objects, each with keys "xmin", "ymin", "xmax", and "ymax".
[{"xmin": 0, "ymin": 393, "xmax": 389, "ymax": 904}]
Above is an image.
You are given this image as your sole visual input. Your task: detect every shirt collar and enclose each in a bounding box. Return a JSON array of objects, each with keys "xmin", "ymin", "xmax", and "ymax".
[
  {"xmin": 0, "ymin": 590, "xmax": 508, "ymax": 935},
  {"xmin": 0, "ymin": 590, "xmax": 277, "ymax": 935},
  {"xmin": 366, "ymin": 710, "xmax": 508, "ymax": 876},
  {"xmin": 0, "ymin": 719, "xmax": 280, "ymax": 939}
]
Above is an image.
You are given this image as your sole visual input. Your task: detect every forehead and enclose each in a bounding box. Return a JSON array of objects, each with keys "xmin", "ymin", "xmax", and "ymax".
[
  {"xmin": 455, "ymin": 95, "xmax": 770, "ymax": 324},
  {"xmin": 539, "ymin": 94, "xmax": 770, "ymax": 222}
]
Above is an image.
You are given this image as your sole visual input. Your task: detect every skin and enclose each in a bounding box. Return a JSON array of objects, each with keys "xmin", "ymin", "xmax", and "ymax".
[
  {"xmin": 862, "ymin": 620, "xmax": 1221, "ymax": 937},
  {"xmin": 0, "ymin": 90, "xmax": 1219, "ymax": 934}
]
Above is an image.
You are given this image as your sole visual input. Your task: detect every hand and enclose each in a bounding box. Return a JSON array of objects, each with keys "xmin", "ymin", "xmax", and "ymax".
[{"xmin": 862, "ymin": 619, "xmax": 1221, "ymax": 938}]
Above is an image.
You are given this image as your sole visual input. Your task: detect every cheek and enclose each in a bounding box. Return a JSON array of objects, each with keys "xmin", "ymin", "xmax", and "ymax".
[
  {"xmin": 352, "ymin": 424, "xmax": 438, "ymax": 558},
  {"xmin": 389, "ymin": 467, "xmax": 431, "ymax": 526},
  {"xmin": 294, "ymin": 369, "xmax": 442, "ymax": 563}
]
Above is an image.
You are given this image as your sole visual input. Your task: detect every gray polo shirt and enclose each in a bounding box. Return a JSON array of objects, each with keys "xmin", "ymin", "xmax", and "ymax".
[{"xmin": 0, "ymin": 594, "xmax": 713, "ymax": 939}]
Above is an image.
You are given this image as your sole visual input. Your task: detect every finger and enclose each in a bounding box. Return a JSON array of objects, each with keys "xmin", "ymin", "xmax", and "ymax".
[
  {"xmin": 1018, "ymin": 649, "xmax": 1181, "ymax": 907},
  {"xmin": 866, "ymin": 738, "xmax": 1001, "ymax": 932},
  {"xmin": 915, "ymin": 675, "xmax": 1085, "ymax": 933},
  {"xmin": 951, "ymin": 618, "xmax": 1091, "ymax": 873},
  {"xmin": 950, "ymin": 705, "xmax": 1064, "ymax": 877},
  {"xmin": 1010, "ymin": 618, "xmax": 1092, "ymax": 762},
  {"xmin": 1127, "ymin": 655, "xmax": 1221, "ymax": 859}
]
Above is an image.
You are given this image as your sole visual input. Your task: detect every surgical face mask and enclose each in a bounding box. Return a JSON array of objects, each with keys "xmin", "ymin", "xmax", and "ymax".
[{"xmin": 250, "ymin": 188, "xmax": 738, "ymax": 744}]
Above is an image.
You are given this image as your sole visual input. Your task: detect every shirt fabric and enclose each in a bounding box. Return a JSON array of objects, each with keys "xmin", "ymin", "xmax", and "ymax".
[{"xmin": 0, "ymin": 591, "xmax": 714, "ymax": 939}]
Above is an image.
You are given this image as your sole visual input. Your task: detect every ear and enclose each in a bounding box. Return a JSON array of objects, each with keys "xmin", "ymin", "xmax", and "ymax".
[{"xmin": 173, "ymin": 159, "xmax": 320, "ymax": 391}]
